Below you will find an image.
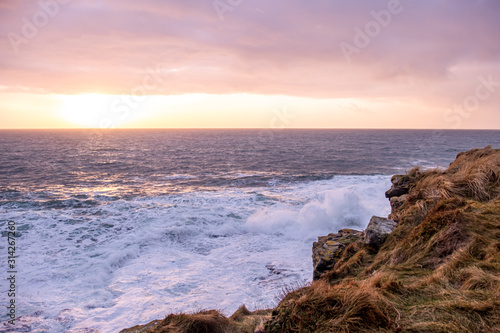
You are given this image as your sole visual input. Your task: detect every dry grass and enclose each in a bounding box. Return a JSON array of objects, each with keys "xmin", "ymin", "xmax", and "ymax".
[
  {"xmin": 119, "ymin": 310, "xmax": 232, "ymax": 333},
  {"xmin": 411, "ymin": 146, "xmax": 500, "ymax": 205},
  {"xmin": 265, "ymin": 147, "xmax": 500, "ymax": 333},
  {"xmin": 266, "ymin": 280, "xmax": 397, "ymax": 332},
  {"xmin": 120, "ymin": 307, "xmax": 272, "ymax": 333},
  {"xmin": 158, "ymin": 310, "xmax": 231, "ymax": 333}
]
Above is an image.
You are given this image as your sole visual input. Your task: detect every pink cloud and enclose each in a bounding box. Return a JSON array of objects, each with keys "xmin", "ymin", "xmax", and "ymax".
[{"xmin": 0, "ymin": 0, "xmax": 499, "ymax": 102}]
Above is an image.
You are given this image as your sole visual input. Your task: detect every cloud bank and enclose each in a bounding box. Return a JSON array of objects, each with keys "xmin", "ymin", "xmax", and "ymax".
[{"xmin": 1, "ymin": 0, "xmax": 499, "ymax": 128}]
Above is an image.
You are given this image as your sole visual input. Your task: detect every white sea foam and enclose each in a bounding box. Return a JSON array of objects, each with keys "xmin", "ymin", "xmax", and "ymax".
[
  {"xmin": 0, "ymin": 175, "xmax": 391, "ymax": 333},
  {"xmin": 409, "ymin": 159, "xmax": 439, "ymax": 169},
  {"xmin": 245, "ymin": 188, "xmax": 375, "ymax": 239},
  {"xmin": 163, "ymin": 174, "xmax": 197, "ymax": 180}
]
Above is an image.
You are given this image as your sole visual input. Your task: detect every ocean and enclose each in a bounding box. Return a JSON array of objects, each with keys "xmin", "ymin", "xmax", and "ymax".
[{"xmin": 1, "ymin": 129, "xmax": 499, "ymax": 332}]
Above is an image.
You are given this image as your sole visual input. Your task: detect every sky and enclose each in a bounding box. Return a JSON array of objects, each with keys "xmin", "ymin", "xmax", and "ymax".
[{"xmin": 0, "ymin": 0, "xmax": 499, "ymax": 129}]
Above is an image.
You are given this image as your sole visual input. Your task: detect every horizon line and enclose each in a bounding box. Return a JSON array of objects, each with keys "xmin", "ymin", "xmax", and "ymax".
[{"xmin": 1, "ymin": 127, "xmax": 499, "ymax": 131}]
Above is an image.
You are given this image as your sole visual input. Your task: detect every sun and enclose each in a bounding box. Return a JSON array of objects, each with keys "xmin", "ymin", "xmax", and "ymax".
[{"xmin": 58, "ymin": 93, "xmax": 117, "ymax": 128}]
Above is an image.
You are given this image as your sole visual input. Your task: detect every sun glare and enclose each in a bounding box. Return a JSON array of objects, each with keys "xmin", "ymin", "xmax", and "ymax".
[{"xmin": 58, "ymin": 94, "xmax": 117, "ymax": 128}]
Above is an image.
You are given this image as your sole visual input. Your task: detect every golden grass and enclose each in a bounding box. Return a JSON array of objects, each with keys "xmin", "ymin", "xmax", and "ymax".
[
  {"xmin": 412, "ymin": 146, "xmax": 500, "ymax": 204},
  {"xmin": 266, "ymin": 280, "xmax": 397, "ymax": 332},
  {"xmin": 119, "ymin": 307, "xmax": 272, "ymax": 333},
  {"xmin": 265, "ymin": 147, "xmax": 500, "ymax": 332}
]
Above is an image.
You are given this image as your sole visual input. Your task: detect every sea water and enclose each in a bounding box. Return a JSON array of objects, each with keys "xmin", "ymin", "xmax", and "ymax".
[{"xmin": 1, "ymin": 129, "xmax": 499, "ymax": 332}]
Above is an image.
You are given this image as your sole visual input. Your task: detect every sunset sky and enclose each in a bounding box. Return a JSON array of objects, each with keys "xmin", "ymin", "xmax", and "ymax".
[{"xmin": 1, "ymin": 0, "xmax": 499, "ymax": 129}]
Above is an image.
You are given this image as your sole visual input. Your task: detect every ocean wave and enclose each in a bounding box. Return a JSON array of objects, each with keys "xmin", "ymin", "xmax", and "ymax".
[{"xmin": 0, "ymin": 175, "xmax": 391, "ymax": 332}]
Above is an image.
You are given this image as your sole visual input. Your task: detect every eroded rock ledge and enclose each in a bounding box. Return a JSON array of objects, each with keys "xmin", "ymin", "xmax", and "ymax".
[
  {"xmin": 312, "ymin": 167, "xmax": 420, "ymax": 281},
  {"xmin": 312, "ymin": 229, "xmax": 363, "ymax": 280},
  {"xmin": 312, "ymin": 216, "xmax": 397, "ymax": 280}
]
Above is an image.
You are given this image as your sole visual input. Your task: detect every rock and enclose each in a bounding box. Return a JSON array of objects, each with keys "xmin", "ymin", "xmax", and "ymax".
[
  {"xmin": 363, "ymin": 216, "xmax": 397, "ymax": 250},
  {"xmin": 390, "ymin": 194, "xmax": 407, "ymax": 212},
  {"xmin": 385, "ymin": 175, "xmax": 411, "ymax": 198},
  {"xmin": 389, "ymin": 194, "xmax": 408, "ymax": 221},
  {"xmin": 312, "ymin": 229, "xmax": 363, "ymax": 280}
]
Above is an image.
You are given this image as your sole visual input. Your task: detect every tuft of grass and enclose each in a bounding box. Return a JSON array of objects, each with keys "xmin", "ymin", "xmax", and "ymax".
[
  {"xmin": 120, "ymin": 307, "xmax": 272, "ymax": 333},
  {"xmin": 159, "ymin": 310, "xmax": 231, "ymax": 333},
  {"xmin": 274, "ymin": 281, "xmax": 311, "ymax": 306},
  {"xmin": 410, "ymin": 145, "xmax": 500, "ymax": 205},
  {"xmin": 266, "ymin": 280, "xmax": 398, "ymax": 333}
]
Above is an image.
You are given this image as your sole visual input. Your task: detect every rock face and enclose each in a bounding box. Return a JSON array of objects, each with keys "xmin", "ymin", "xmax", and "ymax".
[
  {"xmin": 312, "ymin": 229, "xmax": 363, "ymax": 280},
  {"xmin": 385, "ymin": 174, "xmax": 412, "ymax": 198},
  {"xmin": 389, "ymin": 194, "xmax": 407, "ymax": 212},
  {"xmin": 386, "ymin": 172, "xmax": 418, "ymax": 221},
  {"xmin": 312, "ymin": 218, "xmax": 398, "ymax": 280},
  {"xmin": 363, "ymin": 216, "xmax": 397, "ymax": 250}
]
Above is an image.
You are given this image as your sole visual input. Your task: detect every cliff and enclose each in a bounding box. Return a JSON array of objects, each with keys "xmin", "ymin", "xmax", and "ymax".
[
  {"xmin": 121, "ymin": 146, "xmax": 500, "ymax": 333},
  {"xmin": 267, "ymin": 146, "xmax": 500, "ymax": 332}
]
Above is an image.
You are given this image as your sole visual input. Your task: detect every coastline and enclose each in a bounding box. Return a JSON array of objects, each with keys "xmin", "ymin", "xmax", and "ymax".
[{"xmin": 121, "ymin": 146, "xmax": 500, "ymax": 332}]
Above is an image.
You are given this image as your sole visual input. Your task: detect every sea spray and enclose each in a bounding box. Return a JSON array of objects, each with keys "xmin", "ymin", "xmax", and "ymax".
[{"xmin": 1, "ymin": 176, "xmax": 391, "ymax": 332}]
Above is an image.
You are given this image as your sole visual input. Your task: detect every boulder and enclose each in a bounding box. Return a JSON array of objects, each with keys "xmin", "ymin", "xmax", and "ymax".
[
  {"xmin": 390, "ymin": 194, "xmax": 408, "ymax": 212},
  {"xmin": 363, "ymin": 216, "xmax": 397, "ymax": 250},
  {"xmin": 312, "ymin": 229, "xmax": 363, "ymax": 280},
  {"xmin": 385, "ymin": 175, "xmax": 411, "ymax": 198},
  {"xmin": 389, "ymin": 194, "xmax": 408, "ymax": 221}
]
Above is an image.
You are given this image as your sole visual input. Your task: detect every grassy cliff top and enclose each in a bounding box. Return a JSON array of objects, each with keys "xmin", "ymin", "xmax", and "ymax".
[{"xmin": 267, "ymin": 146, "xmax": 500, "ymax": 332}]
